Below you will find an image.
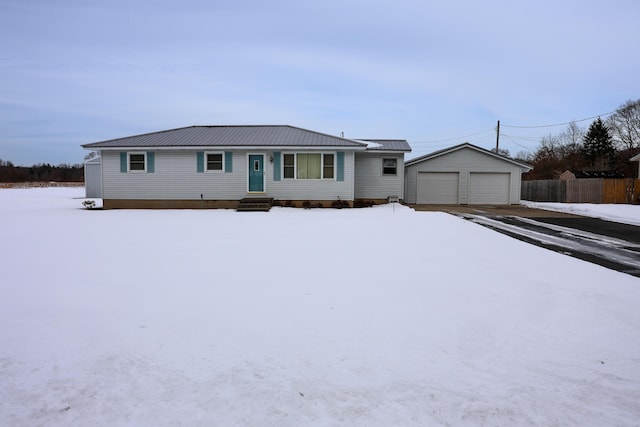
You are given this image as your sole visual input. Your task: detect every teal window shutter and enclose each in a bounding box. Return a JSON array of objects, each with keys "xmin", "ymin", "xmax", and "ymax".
[
  {"xmin": 337, "ymin": 151, "xmax": 345, "ymax": 181},
  {"xmin": 147, "ymin": 152, "xmax": 155, "ymax": 173},
  {"xmin": 196, "ymin": 152, "xmax": 204, "ymax": 173},
  {"xmin": 120, "ymin": 152, "xmax": 127, "ymax": 173},
  {"xmin": 224, "ymin": 151, "xmax": 232, "ymax": 173},
  {"xmin": 273, "ymin": 152, "xmax": 281, "ymax": 181}
]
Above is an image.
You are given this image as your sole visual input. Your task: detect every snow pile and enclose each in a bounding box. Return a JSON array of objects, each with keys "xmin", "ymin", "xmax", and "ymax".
[
  {"xmin": 355, "ymin": 139, "xmax": 384, "ymax": 148},
  {"xmin": 1, "ymin": 188, "xmax": 639, "ymax": 426}
]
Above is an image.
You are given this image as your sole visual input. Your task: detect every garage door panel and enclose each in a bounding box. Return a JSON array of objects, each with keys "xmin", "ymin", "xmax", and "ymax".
[
  {"xmin": 417, "ymin": 172, "xmax": 459, "ymax": 204},
  {"xmin": 469, "ymin": 173, "xmax": 510, "ymax": 204}
]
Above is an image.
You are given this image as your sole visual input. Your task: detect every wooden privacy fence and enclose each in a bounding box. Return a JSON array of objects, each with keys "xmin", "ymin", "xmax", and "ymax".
[{"xmin": 521, "ymin": 179, "xmax": 640, "ymax": 204}]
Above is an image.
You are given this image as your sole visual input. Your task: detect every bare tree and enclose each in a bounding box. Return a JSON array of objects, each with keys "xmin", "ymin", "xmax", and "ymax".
[
  {"xmin": 84, "ymin": 151, "xmax": 100, "ymax": 161},
  {"xmin": 556, "ymin": 121, "xmax": 585, "ymax": 171},
  {"xmin": 607, "ymin": 99, "xmax": 640, "ymax": 150}
]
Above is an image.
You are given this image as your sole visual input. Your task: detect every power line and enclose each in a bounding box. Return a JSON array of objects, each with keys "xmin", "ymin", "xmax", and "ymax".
[
  {"xmin": 502, "ymin": 110, "xmax": 617, "ymax": 129},
  {"xmin": 500, "ymin": 133, "xmax": 535, "ymax": 151},
  {"xmin": 410, "ymin": 128, "xmax": 494, "ymax": 144},
  {"xmin": 501, "ymin": 133, "xmax": 545, "ymax": 142}
]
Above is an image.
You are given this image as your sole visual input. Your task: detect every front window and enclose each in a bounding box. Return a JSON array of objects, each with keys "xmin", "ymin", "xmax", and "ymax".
[
  {"xmin": 283, "ymin": 153, "xmax": 335, "ymax": 180},
  {"xmin": 283, "ymin": 154, "xmax": 295, "ymax": 179},
  {"xmin": 323, "ymin": 154, "xmax": 334, "ymax": 179},
  {"xmin": 297, "ymin": 153, "xmax": 321, "ymax": 179},
  {"xmin": 383, "ymin": 158, "xmax": 397, "ymax": 175},
  {"xmin": 129, "ymin": 153, "xmax": 146, "ymax": 172},
  {"xmin": 206, "ymin": 153, "xmax": 223, "ymax": 172}
]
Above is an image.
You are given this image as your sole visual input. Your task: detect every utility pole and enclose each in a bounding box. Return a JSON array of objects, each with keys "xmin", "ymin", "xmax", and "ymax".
[{"xmin": 495, "ymin": 120, "xmax": 500, "ymax": 153}]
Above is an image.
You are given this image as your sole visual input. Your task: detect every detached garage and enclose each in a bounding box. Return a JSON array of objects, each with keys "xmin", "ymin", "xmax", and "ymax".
[{"xmin": 404, "ymin": 143, "xmax": 532, "ymax": 205}]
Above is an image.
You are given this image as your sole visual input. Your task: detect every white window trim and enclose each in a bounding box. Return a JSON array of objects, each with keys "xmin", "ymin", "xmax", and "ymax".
[
  {"xmin": 382, "ymin": 157, "xmax": 398, "ymax": 176},
  {"xmin": 282, "ymin": 152, "xmax": 336, "ymax": 180},
  {"xmin": 205, "ymin": 151, "xmax": 225, "ymax": 173},
  {"xmin": 128, "ymin": 152, "xmax": 146, "ymax": 173}
]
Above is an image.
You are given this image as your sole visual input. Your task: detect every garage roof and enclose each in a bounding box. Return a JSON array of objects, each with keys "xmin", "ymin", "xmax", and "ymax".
[{"xmin": 405, "ymin": 142, "xmax": 532, "ymax": 170}]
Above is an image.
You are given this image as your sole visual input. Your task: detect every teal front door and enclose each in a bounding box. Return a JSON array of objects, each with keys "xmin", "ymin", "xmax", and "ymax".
[{"xmin": 248, "ymin": 154, "xmax": 264, "ymax": 192}]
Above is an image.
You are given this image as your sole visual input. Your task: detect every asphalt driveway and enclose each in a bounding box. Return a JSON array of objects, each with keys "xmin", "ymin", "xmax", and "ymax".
[{"xmin": 410, "ymin": 204, "xmax": 640, "ymax": 277}]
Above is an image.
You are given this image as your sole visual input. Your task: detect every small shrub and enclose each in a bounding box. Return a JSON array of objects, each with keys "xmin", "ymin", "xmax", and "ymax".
[
  {"xmin": 353, "ymin": 199, "xmax": 375, "ymax": 208},
  {"xmin": 331, "ymin": 199, "xmax": 350, "ymax": 209}
]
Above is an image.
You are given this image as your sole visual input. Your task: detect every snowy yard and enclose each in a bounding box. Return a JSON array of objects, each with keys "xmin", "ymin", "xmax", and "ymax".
[{"xmin": 1, "ymin": 187, "xmax": 639, "ymax": 426}]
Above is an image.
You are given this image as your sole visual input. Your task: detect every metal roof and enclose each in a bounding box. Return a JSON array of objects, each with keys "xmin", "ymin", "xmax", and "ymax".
[
  {"xmin": 82, "ymin": 125, "xmax": 370, "ymax": 149},
  {"xmin": 405, "ymin": 142, "xmax": 533, "ymax": 170},
  {"xmin": 357, "ymin": 139, "xmax": 412, "ymax": 152}
]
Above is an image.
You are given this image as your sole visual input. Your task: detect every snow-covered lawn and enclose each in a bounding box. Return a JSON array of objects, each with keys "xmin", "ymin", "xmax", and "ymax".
[{"xmin": 1, "ymin": 188, "xmax": 639, "ymax": 426}]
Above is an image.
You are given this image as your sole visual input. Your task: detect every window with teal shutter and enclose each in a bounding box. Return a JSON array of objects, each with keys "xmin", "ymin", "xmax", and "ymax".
[
  {"xmin": 196, "ymin": 152, "xmax": 204, "ymax": 173},
  {"xmin": 120, "ymin": 152, "xmax": 127, "ymax": 173},
  {"xmin": 147, "ymin": 152, "xmax": 155, "ymax": 173},
  {"xmin": 273, "ymin": 152, "xmax": 281, "ymax": 181},
  {"xmin": 337, "ymin": 151, "xmax": 344, "ymax": 181},
  {"xmin": 224, "ymin": 152, "xmax": 232, "ymax": 173}
]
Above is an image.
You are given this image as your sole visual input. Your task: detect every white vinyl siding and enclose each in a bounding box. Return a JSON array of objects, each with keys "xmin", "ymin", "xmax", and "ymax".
[
  {"xmin": 354, "ymin": 153, "xmax": 405, "ymax": 200},
  {"xmin": 103, "ymin": 151, "xmax": 245, "ymax": 200},
  {"xmin": 102, "ymin": 149, "xmax": 356, "ymax": 201}
]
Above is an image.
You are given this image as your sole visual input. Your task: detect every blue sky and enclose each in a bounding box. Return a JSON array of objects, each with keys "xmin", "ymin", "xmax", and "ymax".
[{"xmin": 2, "ymin": 0, "xmax": 639, "ymax": 165}]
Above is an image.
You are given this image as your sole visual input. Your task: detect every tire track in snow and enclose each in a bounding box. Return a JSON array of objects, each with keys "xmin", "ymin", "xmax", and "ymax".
[{"xmin": 459, "ymin": 214, "xmax": 640, "ymax": 278}]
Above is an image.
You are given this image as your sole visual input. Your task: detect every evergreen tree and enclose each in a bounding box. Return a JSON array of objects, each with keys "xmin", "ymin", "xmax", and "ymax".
[{"xmin": 581, "ymin": 117, "xmax": 615, "ymax": 169}]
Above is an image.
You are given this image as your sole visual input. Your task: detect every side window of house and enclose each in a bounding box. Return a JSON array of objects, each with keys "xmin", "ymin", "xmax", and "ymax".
[
  {"xmin": 206, "ymin": 153, "xmax": 223, "ymax": 172},
  {"xmin": 383, "ymin": 158, "xmax": 397, "ymax": 175},
  {"xmin": 129, "ymin": 153, "xmax": 146, "ymax": 171}
]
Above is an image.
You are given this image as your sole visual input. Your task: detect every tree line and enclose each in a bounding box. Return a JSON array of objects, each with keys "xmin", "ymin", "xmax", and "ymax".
[
  {"xmin": 514, "ymin": 99, "xmax": 640, "ymax": 180},
  {"xmin": 0, "ymin": 160, "xmax": 84, "ymax": 182}
]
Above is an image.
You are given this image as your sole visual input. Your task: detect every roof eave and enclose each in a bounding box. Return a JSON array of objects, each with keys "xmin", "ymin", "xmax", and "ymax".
[
  {"xmin": 405, "ymin": 142, "xmax": 533, "ymax": 170},
  {"xmin": 82, "ymin": 145, "xmax": 368, "ymax": 151},
  {"xmin": 364, "ymin": 149, "xmax": 412, "ymax": 153}
]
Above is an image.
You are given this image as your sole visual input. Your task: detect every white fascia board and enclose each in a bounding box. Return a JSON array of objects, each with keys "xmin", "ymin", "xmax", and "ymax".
[{"xmin": 89, "ymin": 146, "xmax": 367, "ymax": 151}]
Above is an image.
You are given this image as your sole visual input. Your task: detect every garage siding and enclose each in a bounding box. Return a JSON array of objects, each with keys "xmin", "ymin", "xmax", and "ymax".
[{"xmin": 405, "ymin": 145, "xmax": 529, "ymax": 205}]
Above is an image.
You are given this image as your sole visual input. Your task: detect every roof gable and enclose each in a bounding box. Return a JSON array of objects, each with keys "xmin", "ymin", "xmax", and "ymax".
[
  {"xmin": 405, "ymin": 143, "xmax": 532, "ymax": 170},
  {"xmin": 82, "ymin": 125, "xmax": 369, "ymax": 149}
]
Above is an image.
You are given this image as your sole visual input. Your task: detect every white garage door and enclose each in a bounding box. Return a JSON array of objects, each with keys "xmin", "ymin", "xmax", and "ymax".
[
  {"xmin": 469, "ymin": 172, "xmax": 510, "ymax": 204},
  {"xmin": 417, "ymin": 172, "xmax": 459, "ymax": 204}
]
